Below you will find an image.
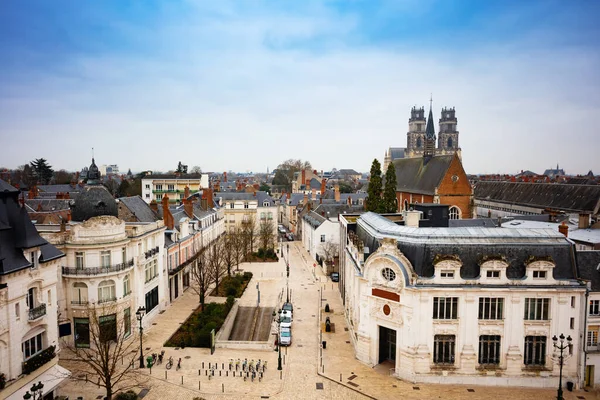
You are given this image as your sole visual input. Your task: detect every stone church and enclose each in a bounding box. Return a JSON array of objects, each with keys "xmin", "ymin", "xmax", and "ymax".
[{"xmin": 383, "ymin": 105, "xmax": 461, "ymax": 172}]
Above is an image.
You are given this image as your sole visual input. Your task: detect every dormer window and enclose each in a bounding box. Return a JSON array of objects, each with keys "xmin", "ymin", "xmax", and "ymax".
[
  {"xmin": 263, "ymin": 200, "xmax": 270, "ymax": 207},
  {"xmin": 29, "ymin": 251, "xmax": 39, "ymax": 269},
  {"xmin": 229, "ymin": 202, "xmax": 234, "ymax": 209},
  {"xmin": 533, "ymin": 270, "xmax": 547, "ymax": 279},
  {"xmin": 486, "ymin": 270, "xmax": 500, "ymax": 278},
  {"xmin": 244, "ymin": 202, "xmax": 249, "ymax": 209}
]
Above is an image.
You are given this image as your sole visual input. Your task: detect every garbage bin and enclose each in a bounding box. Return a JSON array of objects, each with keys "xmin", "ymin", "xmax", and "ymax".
[
  {"xmin": 567, "ymin": 381, "xmax": 574, "ymax": 391},
  {"xmin": 322, "ymin": 341, "xmax": 327, "ymax": 349}
]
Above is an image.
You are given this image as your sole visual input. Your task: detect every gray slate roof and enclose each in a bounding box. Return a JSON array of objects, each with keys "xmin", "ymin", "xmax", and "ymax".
[
  {"xmin": 357, "ymin": 212, "xmax": 577, "ymax": 281},
  {"xmin": 71, "ymin": 185, "xmax": 118, "ymax": 222},
  {"xmin": 118, "ymin": 196, "xmax": 160, "ymax": 222},
  {"xmin": 389, "ymin": 147, "xmax": 406, "ymax": 160},
  {"xmin": 577, "ymin": 251, "xmax": 600, "ymax": 291},
  {"xmin": 145, "ymin": 173, "xmax": 203, "ymax": 179},
  {"xmin": 393, "ymin": 155, "xmax": 454, "ymax": 195},
  {"xmin": 474, "ymin": 182, "xmax": 600, "ymax": 214}
]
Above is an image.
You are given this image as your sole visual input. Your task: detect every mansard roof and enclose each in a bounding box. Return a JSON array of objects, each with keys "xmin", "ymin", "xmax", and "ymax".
[
  {"xmin": 0, "ymin": 179, "xmax": 64, "ymax": 275},
  {"xmin": 118, "ymin": 195, "xmax": 160, "ymax": 222},
  {"xmin": 577, "ymin": 250, "xmax": 600, "ymax": 291},
  {"xmin": 474, "ymin": 181, "xmax": 600, "ymax": 214},
  {"xmin": 356, "ymin": 212, "xmax": 577, "ymax": 281},
  {"xmin": 393, "ymin": 155, "xmax": 454, "ymax": 195}
]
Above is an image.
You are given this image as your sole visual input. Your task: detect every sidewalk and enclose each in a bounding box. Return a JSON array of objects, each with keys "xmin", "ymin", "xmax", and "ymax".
[{"xmin": 291, "ymin": 242, "xmax": 594, "ymax": 400}]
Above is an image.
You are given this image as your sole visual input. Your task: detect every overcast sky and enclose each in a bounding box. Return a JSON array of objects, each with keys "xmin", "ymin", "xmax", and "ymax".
[{"xmin": 1, "ymin": 0, "xmax": 599, "ymax": 175}]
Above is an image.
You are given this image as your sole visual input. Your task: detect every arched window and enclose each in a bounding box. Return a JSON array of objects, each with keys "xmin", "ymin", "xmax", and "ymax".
[
  {"xmin": 447, "ymin": 137, "xmax": 453, "ymax": 149},
  {"xmin": 404, "ymin": 200, "xmax": 409, "ymax": 211},
  {"xmin": 382, "ymin": 268, "xmax": 396, "ymax": 282},
  {"xmin": 416, "ymin": 137, "xmax": 422, "ymax": 148},
  {"xmin": 72, "ymin": 282, "xmax": 88, "ymax": 305},
  {"xmin": 449, "ymin": 206, "xmax": 461, "ymax": 220},
  {"xmin": 98, "ymin": 280, "xmax": 116, "ymax": 303},
  {"xmin": 123, "ymin": 275, "xmax": 131, "ymax": 296}
]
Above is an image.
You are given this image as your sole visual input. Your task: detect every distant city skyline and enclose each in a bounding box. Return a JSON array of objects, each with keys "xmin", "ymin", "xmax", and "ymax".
[{"xmin": 1, "ymin": 1, "xmax": 599, "ymax": 175}]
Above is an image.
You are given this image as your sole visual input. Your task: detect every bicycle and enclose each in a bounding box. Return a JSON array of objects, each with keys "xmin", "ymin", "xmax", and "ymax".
[
  {"xmin": 235, "ymin": 359, "xmax": 240, "ymax": 371},
  {"xmin": 157, "ymin": 350, "xmax": 165, "ymax": 365},
  {"xmin": 176, "ymin": 358, "xmax": 182, "ymax": 371},
  {"xmin": 165, "ymin": 356, "xmax": 173, "ymax": 370},
  {"xmin": 229, "ymin": 359, "xmax": 233, "ymax": 371}
]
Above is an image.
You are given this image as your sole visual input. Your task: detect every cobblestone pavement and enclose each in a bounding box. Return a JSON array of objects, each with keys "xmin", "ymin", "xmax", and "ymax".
[{"xmin": 59, "ymin": 242, "xmax": 597, "ymax": 400}]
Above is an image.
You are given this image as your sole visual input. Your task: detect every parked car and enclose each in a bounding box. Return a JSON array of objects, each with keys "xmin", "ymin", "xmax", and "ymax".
[
  {"xmin": 282, "ymin": 302, "xmax": 293, "ymax": 314},
  {"xmin": 279, "ymin": 327, "xmax": 292, "ymax": 346},
  {"xmin": 286, "ymin": 233, "xmax": 294, "ymax": 241},
  {"xmin": 331, "ymin": 272, "xmax": 339, "ymax": 282},
  {"xmin": 279, "ymin": 316, "xmax": 292, "ymax": 329},
  {"xmin": 278, "ymin": 225, "xmax": 286, "ymax": 234},
  {"xmin": 279, "ymin": 308, "xmax": 292, "ymax": 321}
]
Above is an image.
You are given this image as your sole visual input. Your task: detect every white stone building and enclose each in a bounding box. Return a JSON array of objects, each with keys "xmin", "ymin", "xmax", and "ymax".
[
  {"xmin": 0, "ymin": 180, "xmax": 71, "ymax": 400},
  {"xmin": 214, "ymin": 192, "xmax": 277, "ymax": 237},
  {"xmin": 339, "ymin": 209, "xmax": 587, "ymax": 388},
  {"xmin": 141, "ymin": 173, "xmax": 209, "ymax": 204},
  {"xmin": 576, "ymin": 250, "xmax": 600, "ymax": 387}
]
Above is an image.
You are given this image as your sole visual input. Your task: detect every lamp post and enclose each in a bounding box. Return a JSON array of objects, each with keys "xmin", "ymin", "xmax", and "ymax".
[
  {"xmin": 552, "ymin": 333, "xmax": 572, "ymax": 400},
  {"xmin": 23, "ymin": 381, "xmax": 44, "ymax": 400},
  {"xmin": 136, "ymin": 306, "xmax": 146, "ymax": 368}
]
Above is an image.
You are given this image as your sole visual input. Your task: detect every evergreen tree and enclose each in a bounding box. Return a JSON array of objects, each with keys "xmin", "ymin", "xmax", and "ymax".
[
  {"xmin": 366, "ymin": 159, "xmax": 383, "ymax": 212},
  {"xmin": 29, "ymin": 158, "xmax": 54, "ymax": 185},
  {"xmin": 383, "ymin": 163, "xmax": 398, "ymax": 213}
]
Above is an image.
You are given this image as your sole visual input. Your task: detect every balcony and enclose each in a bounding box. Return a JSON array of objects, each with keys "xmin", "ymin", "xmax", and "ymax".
[
  {"xmin": 62, "ymin": 259, "xmax": 134, "ymax": 276},
  {"xmin": 98, "ymin": 297, "xmax": 117, "ymax": 304},
  {"xmin": 71, "ymin": 300, "xmax": 89, "ymax": 306},
  {"xmin": 22, "ymin": 345, "xmax": 56, "ymax": 375},
  {"xmin": 144, "ymin": 247, "xmax": 160, "ymax": 259},
  {"xmin": 28, "ymin": 303, "xmax": 46, "ymax": 321}
]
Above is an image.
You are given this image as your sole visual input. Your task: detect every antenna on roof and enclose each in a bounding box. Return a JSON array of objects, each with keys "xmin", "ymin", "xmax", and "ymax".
[{"xmin": 92, "ymin": 147, "xmax": 94, "ymax": 160}]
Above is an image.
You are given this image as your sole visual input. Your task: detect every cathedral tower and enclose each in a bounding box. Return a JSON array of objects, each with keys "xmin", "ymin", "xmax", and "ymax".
[
  {"xmin": 405, "ymin": 106, "xmax": 426, "ymax": 158},
  {"xmin": 437, "ymin": 107, "xmax": 461, "ymax": 158}
]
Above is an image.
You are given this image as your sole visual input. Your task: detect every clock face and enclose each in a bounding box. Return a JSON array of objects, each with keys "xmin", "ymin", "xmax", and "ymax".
[{"xmin": 451, "ymin": 175, "xmax": 459, "ymax": 183}]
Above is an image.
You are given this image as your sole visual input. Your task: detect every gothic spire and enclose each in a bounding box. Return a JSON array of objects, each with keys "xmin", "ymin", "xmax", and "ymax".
[
  {"xmin": 425, "ymin": 102, "xmax": 436, "ymax": 140},
  {"xmin": 423, "ymin": 96, "xmax": 436, "ymax": 161}
]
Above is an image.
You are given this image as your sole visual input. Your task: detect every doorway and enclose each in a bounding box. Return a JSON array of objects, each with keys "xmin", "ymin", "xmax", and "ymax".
[
  {"xmin": 174, "ymin": 275, "xmax": 179, "ymax": 299},
  {"xmin": 586, "ymin": 365, "xmax": 595, "ymax": 387},
  {"xmin": 378, "ymin": 326, "xmax": 397, "ymax": 364}
]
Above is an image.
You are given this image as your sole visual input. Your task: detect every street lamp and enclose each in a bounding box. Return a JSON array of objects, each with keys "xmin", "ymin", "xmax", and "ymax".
[
  {"xmin": 277, "ymin": 313, "xmax": 282, "ymax": 371},
  {"xmin": 23, "ymin": 381, "xmax": 44, "ymax": 400},
  {"xmin": 552, "ymin": 333, "xmax": 572, "ymax": 400},
  {"xmin": 136, "ymin": 306, "xmax": 146, "ymax": 368}
]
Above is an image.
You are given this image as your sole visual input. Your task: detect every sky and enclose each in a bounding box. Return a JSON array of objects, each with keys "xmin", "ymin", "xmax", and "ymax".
[{"xmin": 1, "ymin": 0, "xmax": 599, "ymax": 175}]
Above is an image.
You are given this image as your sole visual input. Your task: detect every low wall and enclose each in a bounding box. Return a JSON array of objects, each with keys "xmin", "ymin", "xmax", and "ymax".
[
  {"xmin": 215, "ymin": 299, "xmax": 239, "ymax": 342},
  {"xmin": 215, "ymin": 340, "xmax": 273, "ymax": 350}
]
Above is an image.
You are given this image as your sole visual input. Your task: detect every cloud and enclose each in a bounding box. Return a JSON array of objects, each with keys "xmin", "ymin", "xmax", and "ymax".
[{"xmin": 0, "ymin": 0, "xmax": 599, "ymax": 175}]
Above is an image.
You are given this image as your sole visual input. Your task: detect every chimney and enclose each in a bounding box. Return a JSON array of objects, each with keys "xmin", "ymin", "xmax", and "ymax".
[
  {"xmin": 202, "ymin": 188, "xmax": 215, "ymax": 208},
  {"xmin": 558, "ymin": 221, "xmax": 569, "ymax": 237},
  {"xmin": 224, "ymin": 172, "xmax": 227, "ymax": 182},
  {"xmin": 60, "ymin": 217, "xmax": 66, "ymax": 233},
  {"xmin": 184, "ymin": 186, "xmax": 190, "ymax": 199},
  {"xmin": 302, "ymin": 170, "xmax": 305, "ymax": 186},
  {"xmin": 311, "ymin": 188, "xmax": 317, "ymax": 200},
  {"xmin": 162, "ymin": 196, "xmax": 174, "ymax": 230},
  {"xmin": 579, "ymin": 213, "xmax": 590, "ymax": 229},
  {"xmin": 67, "ymin": 209, "xmax": 72, "ymax": 222},
  {"xmin": 149, "ymin": 200, "xmax": 158, "ymax": 213},
  {"xmin": 253, "ymin": 191, "xmax": 257, "ymax": 197},
  {"xmin": 404, "ymin": 210, "xmax": 422, "ymax": 227},
  {"xmin": 303, "ymin": 193, "xmax": 308, "ymax": 206},
  {"xmin": 183, "ymin": 199, "xmax": 193, "ymax": 219},
  {"xmin": 334, "ymin": 185, "xmax": 340, "ymax": 202},
  {"xmin": 320, "ymin": 178, "xmax": 326, "ymax": 196},
  {"xmin": 347, "ymin": 196, "xmax": 352, "ymax": 205}
]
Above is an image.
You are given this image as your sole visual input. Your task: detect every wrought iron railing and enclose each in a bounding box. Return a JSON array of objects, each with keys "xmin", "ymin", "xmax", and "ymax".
[
  {"xmin": 22, "ymin": 345, "xmax": 55, "ymax": 375},
  {"xmin": 62, "ymin": 259, "xmax": 134, "ymax": 276},
  {"xmin": 98, "ymin": 297, "xmax": 117, "ymax": 304},
  {"xmin": 28, "ymin": 303, "xmax": 46, "ymax": 320}
]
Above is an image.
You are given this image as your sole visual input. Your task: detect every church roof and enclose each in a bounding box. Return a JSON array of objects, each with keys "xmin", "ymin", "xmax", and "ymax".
[
  {"xmin": 388, "ymin": 148, "xmax": 406, "ymax": 160},
  {"xmin": 393, "ymin": 155, "xmax": 454, "ymax": 195},
  {"xmin": 474, "ymin": 181, "xmax": 600, "ymax": 214},
  {"xmin": 71, "ymin": 185, "xmax": 118, "ymax": 222}
]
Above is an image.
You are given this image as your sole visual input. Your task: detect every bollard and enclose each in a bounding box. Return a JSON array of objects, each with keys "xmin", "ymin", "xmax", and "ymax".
[
  {"xmin": 202, "ymin": 361, "xmax": 204, "ymax": 369},
  {"xmin": 199, "ymin": 381, "xmax": 201, "ymax": 390},
  {"xmin": 181, "ymin": 376, "xmax": 183, "ymax": 385},
  {"xmin": 219, "ymin": 370, "xmax": 222, "ymax": 376},
  {"xmin": 226, "ymin": 371, "xmax": 228, "ymax": 376},
  {"xmin": 222, "ymin": 362, "xmax": 224, "ymax": 369},
  {"xmin": 280, "ymin": 370, "xmax": 282, "ymax": 380},
  {"xmin": 283, "ymin": 355, "xmax": 285, "ymax": 365},
  {"xmin": 222, "ymin": 383, "xmax": 224, "ymax": 393},
  {"xmin": 165, "ymin": 371, "xmax": 167, "ymax": 379},
  {"xmin": 340, "ymin": 373, "xmax": 342, "ymax": 382},
  {"xmin": 322, "ymin": 365, "xmax": 324, "ymax": 373},
  {"xmin": 198, "ymin": 369, "xmax": 200, "ymax": 376},
  {"xmin": 205, "ymin": 370, "xmax": 208, "ymax": 376}
]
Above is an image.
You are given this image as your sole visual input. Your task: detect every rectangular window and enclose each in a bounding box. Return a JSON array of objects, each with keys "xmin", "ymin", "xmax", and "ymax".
[
  {"xmin": 524, "ymin": 336, "xmax": 546, "ymax": 366},
  {"xmin": 124, "ymin": 307, "xmax": 131, "ymax": 338},
  {"xmin": 74, "ymin": 318, "xmax": 90, "ymax": 348},
  {"xmin": 99, "ymin": 314, "xmax": 117, "ymax": 343},
  {"xmin": 486, "ymin": 270, "xmax": 500, "ymax": 278},
  {"xmin": 244, "ymin": 202, "xmax": 249, "ymax": 209},
  {"xmin": 229, "ymin": 202, "xmax": 234, "ymax": 209},
  {"xmin": 533, "ymin": 270, "xmax": 547, "ymax": 279},
  {"xmin": 433, "ymin": 335, "xmax": 455, "ymax": 364},
  {"xmin": 433, "ymin": 297, "xmax": 458, "ymax": 320},
  {"xmin": 524, "ymin": 298, "xmax": 550, "ymax": 321},
  {"xmin": 15, "ymin": 303, "xmax": 20, "ymax": 319},
  {"xmin": 478, "ymin": 298, "xmax": 504, "ymax": 320},
  {"xmin": 30, "ymin": 251, "xmax": 38, "ymax": 269},
  {"xmin": 588, "ymin": 326, "xmax": 599, "ymax": 347},
  {"xmin": 145, "ymin": 193, "xmax": 150, "ymax": 198},
  {"xmin": 590, "ymin": 300, "xmax": 600, "ymax": 316},
  {"xmin": 100, "ymin": 250, "xmax": 111, "ymax": 268},
  {"xmin": 75, "ymin": 252, "xmax": 85, "ymax": 269},
  {"xmin": 145, "ymin": 286, "xmax": 159, "ymax": 312},
  {"xmin": 478, "ymin": 335, "xmax": 501, "ymax": 365},
  {"xmin": 122, "ymin": 247, "xmax": 127, "ymax": 264},
  {"xmin": 571, "ymin": 296, "xmax": 576, "ymax": 308},
  {"xmin": 156, "ymin": 194, "xmax": 163, "ymax": 200},
  {"xmin": 320, "ymin": 235, "xmax": 326, "ymax": 243},
  {"xmin": 47, "ymin": 289, "xmax": 51, "ymax": 305},
  {"xmin": 98, "ymin": 283, "xmax": 116, "ymax": 302},
  {"xmin": 156, "ymin": 184, "xmax": 163, "ymax": 191},
  {"xmin": 168, "ymin": 184, "xmax": 174, "ymax": 191},
  {"xmin": 22, "ymin": 332, "xmax": 44, "ymax": 360},
  {"xmin": 570, "ymin": 317, "xmax": 575, "ymax": 330},
  {"xmin": 440, "ymin": 270, "xmax": 454, "ymax": 278},
  {"xmin": 145, "ymin": 184, "xmax": 150, "ymax": 189}
]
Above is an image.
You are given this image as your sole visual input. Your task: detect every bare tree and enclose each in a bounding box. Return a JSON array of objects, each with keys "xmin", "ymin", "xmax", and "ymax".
[
  {"xmin": 61, "ymin": 303, "xmax": 142, "ymax": 400},
  {"xmin": 207, "ymin": 236, "xmax": 226, "ymax": 295},
  {"xmin": 232, "ymin": 227, "xmax": 245, "ymax": 272},
  {"xmin": 222, "ymin": 233, "xmax": 236, "ymax": 277},
  {"xmin": 190, "ymin": 247, "xmax": 210, "ymax": 311},
  {"xmin": 240, "ymin": 215, "xmax": 257, "ymax": 256},
  {"xmin": 321, "ymin": 239, "xmax": 339, "ymax": 264},
  {"xmin": 190, "ymin": 166, "xmax": 202, "ymax": 174},
  {"xmin": 258, "ymin": 219, "xmax": 275, "ymax": 256}
]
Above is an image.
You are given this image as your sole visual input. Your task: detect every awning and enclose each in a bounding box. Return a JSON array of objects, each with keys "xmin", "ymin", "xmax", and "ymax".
[{"xmin": 6, "ymin": 365, "xmax": 71, "ymax": 400}]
